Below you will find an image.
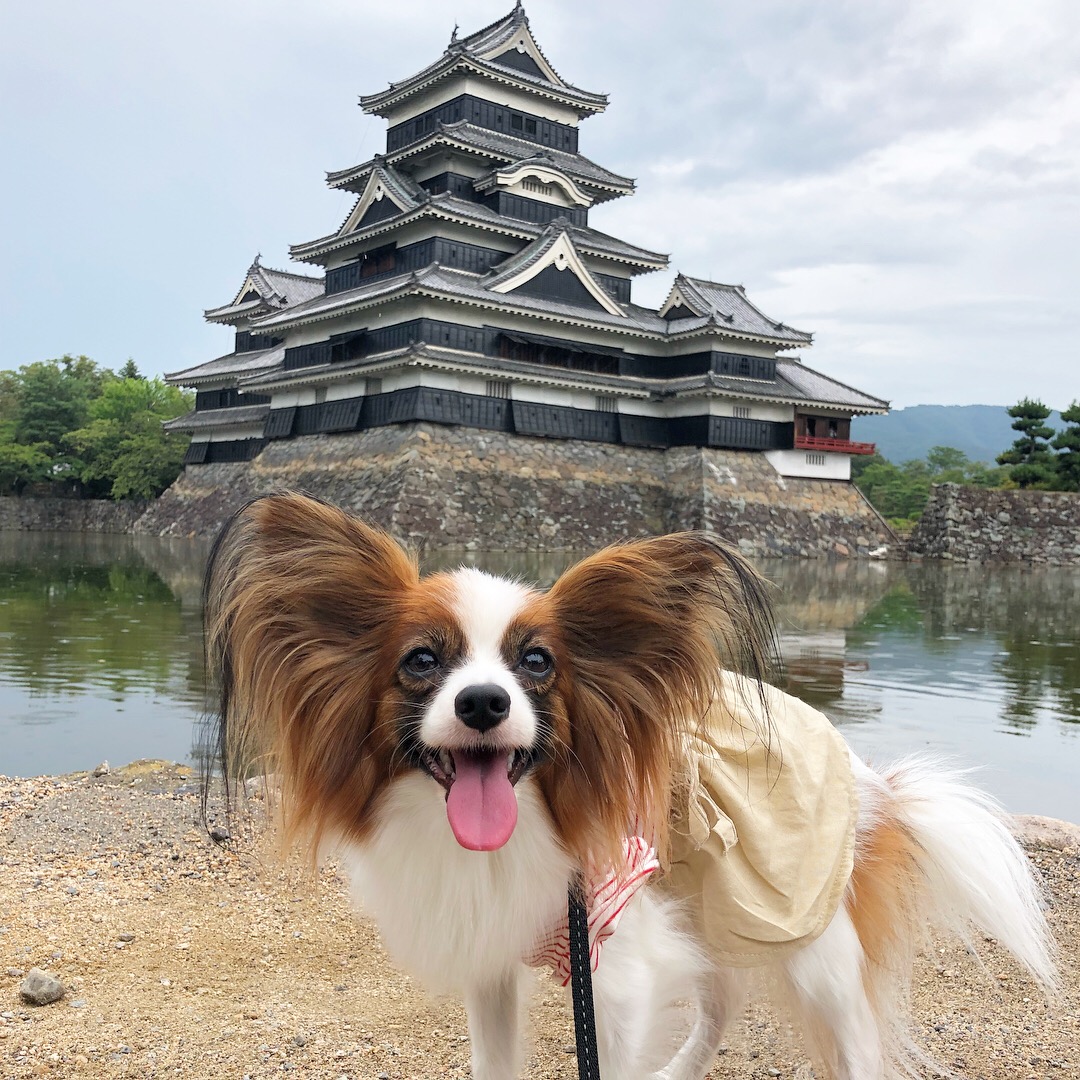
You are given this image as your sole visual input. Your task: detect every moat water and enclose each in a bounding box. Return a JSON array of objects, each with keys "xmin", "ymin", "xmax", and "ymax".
[{"xmin": 1, "ymin": 532, "xmax": 1077, "ymax": 820}]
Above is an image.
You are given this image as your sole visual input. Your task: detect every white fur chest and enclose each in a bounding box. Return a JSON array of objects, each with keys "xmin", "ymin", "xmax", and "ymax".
[{"xmin": 337, "ymin": 774, "xmax": 574, "ymax": 992}]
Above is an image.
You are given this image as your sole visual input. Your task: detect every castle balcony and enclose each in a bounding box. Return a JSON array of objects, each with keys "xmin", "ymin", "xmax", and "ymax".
[{"xmin": 794, "ymin": 434, "xmax": 876, "ymax": 455}]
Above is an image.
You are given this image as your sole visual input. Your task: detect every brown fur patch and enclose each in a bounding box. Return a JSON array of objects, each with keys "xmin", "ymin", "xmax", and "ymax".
[{"xmin": 846, "ymin": 811, "xmax": 922, "ymax": 974}]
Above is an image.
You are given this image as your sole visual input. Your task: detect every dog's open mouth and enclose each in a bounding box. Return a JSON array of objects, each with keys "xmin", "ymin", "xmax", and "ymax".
[{"xmin": 419, "ymin": 747, "xmax": 532, "ymax": 852}]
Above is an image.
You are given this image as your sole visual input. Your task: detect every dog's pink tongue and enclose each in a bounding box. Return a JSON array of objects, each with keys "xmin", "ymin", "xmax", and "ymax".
[{"xmin": 445, "ymin": 750, "xmax": 518, "ymax": 851}]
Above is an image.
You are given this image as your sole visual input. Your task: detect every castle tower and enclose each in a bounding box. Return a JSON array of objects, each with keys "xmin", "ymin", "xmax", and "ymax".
[{"xmin": 167, "ymin": 5, "xmax": 885, "ymax": 481}]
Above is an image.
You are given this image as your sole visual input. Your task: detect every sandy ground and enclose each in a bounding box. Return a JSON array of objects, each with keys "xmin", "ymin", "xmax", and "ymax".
[{"xmin": 0, "ymin": 761, "xmax": 1076, "ymax": 1080}]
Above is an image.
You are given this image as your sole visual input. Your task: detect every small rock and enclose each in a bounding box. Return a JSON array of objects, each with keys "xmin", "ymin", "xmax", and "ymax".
[
  {"xmin": 118, "ymin": 933, "xmax": 136, "ymax": 943},
  {"xmin": 5, "ymin": 968, "xmax": 24, "ymax": 978},
  {"xmin": 292, "ymin": 1035, "xmax": 306, "ymax": 1047},
  {"xmin": 92, "ymin": 761, "xmax": 110, "ymax": 777},
  {"xmin": 209, "ymin": 825, "xmax": 231, "ymax": 843},
  {"xmin": 19, "ymin": 969, "xmax": 66, "ymax": 1006}
]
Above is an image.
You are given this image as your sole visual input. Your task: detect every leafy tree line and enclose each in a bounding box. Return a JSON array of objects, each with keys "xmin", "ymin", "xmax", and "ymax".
[
  {"xmin": 854, "ymin": 397, "xmax": 1080, "ymax": 528},
  {"xmin": 0, "ymin": 356, "xmax": 192, "ymax": 500}
]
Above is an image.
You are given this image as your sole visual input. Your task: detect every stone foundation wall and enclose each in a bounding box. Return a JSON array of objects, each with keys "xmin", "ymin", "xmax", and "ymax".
[
  {"xmin": 908, "ymin": 484, "xmax": 1080, "ymax": 564},
  {"xmin": 0, "ymin": 497, "xmax": 147, "ymax": 534},
  {"xmin": 133, "ymin": 424, "xmax": 894, "ymax": 557}
]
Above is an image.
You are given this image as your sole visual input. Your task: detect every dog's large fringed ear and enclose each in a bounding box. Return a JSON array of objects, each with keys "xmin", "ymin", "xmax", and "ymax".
[
  {"xmin": 543, "ymin": 532, "xmax": 777, "ymax": 864},
  {"xmin": 202, "ymin": 492, "xmax": 418, "ymax": 847}
]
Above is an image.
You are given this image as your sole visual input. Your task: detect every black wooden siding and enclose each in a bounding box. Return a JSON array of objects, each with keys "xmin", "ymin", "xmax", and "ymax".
[
  {"xmin": 184, "ymin": 439, "xmax": 265, "ymax": 465},
  {"xmin": 385, "ymin": 94, "xmax": 578, "ymax": 154},
  {"xmin": 481, "ymin": 192, "xmax": 588, "ymax": 227},
  {"xmin": 593, "ymin": 272, "xmax": 631, "ymax": 304},
  {"xmin": 234, "ymin": 331, "xmax": 282, "ymax": 353},
  {"xmin": 325, "ymin": 237, "xmax": 513, "ymax": 295},
  {"xmin": 356, "ymin": 196, "xmax": 402, "ymax": 229},
  {"xmin": 508, "ymin": 263, "xmax": 606, "ymax": 311},
  {"xmin": 620, "ymin": 351, "xmax": 777, "ymax": 381},
  {"xmin": 264, "ymin": 408, "xmax": 298, "ymax": 438},
  {"xmin": 512, "ymin": 401, "xmax": 618, "ymax": 442},
  {"xmin": 250, "ymin": 385, "xmax": 796, "ymax": 451},
  {"xmin": 195, "ymin": 388, "xmax": 271, "ymax": 410},
  {"xmin": 419, "ymin": 173, "xmax": 480, "ymax": 200},
  {"xmin": 361, "ymin": 388, "xmax": 512, "ymax": 432},
  {"xmin": 490, "ymin": 48, "xmax": 548, "ymax": 80}
]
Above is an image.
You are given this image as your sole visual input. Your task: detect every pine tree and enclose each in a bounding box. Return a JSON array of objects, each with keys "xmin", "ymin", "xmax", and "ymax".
[
  {"xmin": 1052, "ymin": 401, "xmax": 1080, "ymax": 492},
  {"xmin": 996, "ymin": 399, "xmax": 1058, "ymax": 489}
]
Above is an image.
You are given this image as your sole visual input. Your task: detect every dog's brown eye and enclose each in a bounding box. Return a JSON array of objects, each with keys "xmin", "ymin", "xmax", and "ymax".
[
  {"xmin": 519, "ymin": 648, "xmax": 553, "ymax": 677},
  {"xmin": 403, "ymin": 648, "xmax": 440, "ymax": 676}
]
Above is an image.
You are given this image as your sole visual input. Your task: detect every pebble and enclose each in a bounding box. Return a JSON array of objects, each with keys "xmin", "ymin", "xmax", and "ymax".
[{"xmin": 19, "ymin": 969, "xmax": 65, "ymax": 1006}]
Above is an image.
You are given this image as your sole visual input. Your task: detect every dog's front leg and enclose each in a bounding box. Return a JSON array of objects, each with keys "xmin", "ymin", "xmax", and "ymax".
[{"xmin": 465, "ymin": 970, "xmax": 522, "ymax": 1080}]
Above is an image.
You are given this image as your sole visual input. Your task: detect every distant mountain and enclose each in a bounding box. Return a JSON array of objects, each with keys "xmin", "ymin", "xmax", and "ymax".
[{"xmin": 851, "ymin": 404, "xmax": 1065, "ymax": 465}]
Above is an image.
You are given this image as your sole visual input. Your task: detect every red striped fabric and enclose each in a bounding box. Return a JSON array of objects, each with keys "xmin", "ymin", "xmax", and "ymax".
[{"xmin": 525, "ymin": 836, "xmax": 659, "ymax": 985}]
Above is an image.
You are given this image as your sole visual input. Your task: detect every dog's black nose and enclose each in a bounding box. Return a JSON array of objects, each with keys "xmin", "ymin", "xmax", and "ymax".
[{"xmin": 455, "ymin": 683, "xmax": 511, "ymax": 732}]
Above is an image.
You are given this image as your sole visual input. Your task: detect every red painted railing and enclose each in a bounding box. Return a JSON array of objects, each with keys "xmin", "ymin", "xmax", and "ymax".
[{"xmin": 794, "ymin": 435, "xmax": 876, "ymax": 455}]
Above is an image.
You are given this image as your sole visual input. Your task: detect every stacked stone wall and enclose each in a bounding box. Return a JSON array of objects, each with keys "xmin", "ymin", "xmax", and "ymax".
[
  {"xmin": 0, "ymin": 497, "xmax": 147, "ymax": 534},
  {"xmin": 908, "ymin": 484, "xmax": 1080, "ymax": 564},
  {"xmin": 131, "ymin": 424, "xmax": 894, "ymax": 556}
]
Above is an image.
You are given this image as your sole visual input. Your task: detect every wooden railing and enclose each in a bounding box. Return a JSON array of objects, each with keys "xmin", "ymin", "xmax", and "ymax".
[{"xmin": 794, "ymin": 435, "xmax": 876, "ymax": 455}]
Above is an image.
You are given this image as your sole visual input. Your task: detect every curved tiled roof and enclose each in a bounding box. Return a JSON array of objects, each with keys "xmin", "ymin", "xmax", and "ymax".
[
  {"xmin": 326, "ymin": 123, "xmax": 633, "ymax": 200},
  {"xmin": 162, "ymin": 403, "xmax": 270, "ymax": 433},
  {"xmin": 204, "ymin": 259, "xmax": 323, "ymax": 323},
  {"xmin": 165, "ymin": 345, "xmax": 286, "ymax": 386},
  {"xmin": 664, "ymin": 274, "xmax": 812, "ymax": 345},
  {"xmin": 359, "ymin": 6, "xmax": 606, "ymax": 117}
]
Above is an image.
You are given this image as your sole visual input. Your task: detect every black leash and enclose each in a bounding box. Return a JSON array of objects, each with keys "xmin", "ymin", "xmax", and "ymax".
[{"xmin": 568, "ymin": 879, "xmax": 601, "ymax": 1079}]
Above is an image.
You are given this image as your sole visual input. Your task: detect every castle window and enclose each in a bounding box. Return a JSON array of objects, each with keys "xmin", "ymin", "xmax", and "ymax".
[
  {"xmin": 733, "ymin": 406, "xmax": 751, "ymax": 419},
  {"xmin": 486, "ymin": 380, "xmax": 511, "ymax": 398},
  {"xmin": 595, "ymin": 396, "xmax": 617, "ymax": 413},
  {"xmin": 806, "ymin": 453, "xmax": 826, "ymax": 466}
]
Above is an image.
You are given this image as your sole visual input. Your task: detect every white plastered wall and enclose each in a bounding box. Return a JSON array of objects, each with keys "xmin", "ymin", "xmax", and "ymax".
[{"xmin": 764, "ymin": 449, "xmax": 852, "ymax": 480}]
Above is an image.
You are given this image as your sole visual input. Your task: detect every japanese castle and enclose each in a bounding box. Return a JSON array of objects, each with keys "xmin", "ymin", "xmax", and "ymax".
[{"xmin": 166, "ymin": 4, "xmax": 886, "ymax": 480}]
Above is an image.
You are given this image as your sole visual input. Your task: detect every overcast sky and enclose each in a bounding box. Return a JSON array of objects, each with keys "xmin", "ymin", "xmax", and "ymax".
[{"xmin": 2, "ymin": 0, "xmax": 1077, "ymax": 409}]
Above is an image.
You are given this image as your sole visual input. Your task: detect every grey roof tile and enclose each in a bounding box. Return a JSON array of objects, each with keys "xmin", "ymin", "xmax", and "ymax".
[
  {"xmin": 774, "ymin": 359, "xmax": 889, "ymax": 410},
  {"xmin": 204, "ymin": 259, "xmax": 323, "ymax": 322},
  {"xmin": 163, "ymin": 404, "xmax": 270, "ymax": 432},
  {"xmin": 165, "ymin": 345, "xmax": 286, "ymax": 385},
  {"xmin": 668, "ymin": 274, "xmax": 812, "ymax": 344}
]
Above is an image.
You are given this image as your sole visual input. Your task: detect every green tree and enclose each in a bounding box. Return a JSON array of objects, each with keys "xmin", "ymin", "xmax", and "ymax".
[
  {"xmin": 925, "ymin": 445, "xmax": 970, "ymax": 475},
  {"xmin": 1053, "ymin": 401, "xmax": 1080, "ymax": 492},
  {"xmin": 0, "ymin": 428, "xmax": 52, "ymax": 493},
  {"xmin": 996, "ymin": 399, "xmax": 1058, "ymax": 489},
  {"xmin": 119, "ymin": 359, "xmax": 142, "ymax": 380},
  {"xmin": 65, "ymin": 377, "xmax": 192, "ymax": 499},
  {"xmin": 851, "ymin": 454, "xmax": 932, "ymax": 525},
  {"xmin": 15, "ymin": 360, "xmax": 92, "ymax": 449}
]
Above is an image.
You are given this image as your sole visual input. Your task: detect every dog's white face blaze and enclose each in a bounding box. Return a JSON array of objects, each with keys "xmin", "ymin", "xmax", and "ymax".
[{"xmin": 419, "ymin": 567, "xmax": 540, "ymax": 752}]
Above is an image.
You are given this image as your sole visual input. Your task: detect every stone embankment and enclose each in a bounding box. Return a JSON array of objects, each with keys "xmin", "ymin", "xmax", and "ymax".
[
  {"xmin": 0, "ymin": 497, "xmax": 145, "ymax": 534},
  {"xmin": 135, "ymin": 424, "xmax": 894, "ymax": 558},
  {"xmin": 908, "ymin": 483, "xmax": 1080, "ymax": 564}
]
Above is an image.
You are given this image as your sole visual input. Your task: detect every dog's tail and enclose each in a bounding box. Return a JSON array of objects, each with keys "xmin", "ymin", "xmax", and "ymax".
[{"xmin": 847, "ymin": 756, "xmax": 1057, "ymax": 1072}]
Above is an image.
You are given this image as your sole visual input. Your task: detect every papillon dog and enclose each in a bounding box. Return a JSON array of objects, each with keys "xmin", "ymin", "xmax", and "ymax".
[{"xmin": 204, "ymin": 492, "xmax": 1056, "ymax": 1080}]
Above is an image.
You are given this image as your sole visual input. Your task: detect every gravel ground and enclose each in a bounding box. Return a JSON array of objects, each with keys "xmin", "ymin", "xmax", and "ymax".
[{"xmin": 0, "ymin": 761, "xmax": 1076, "ymax": 1079}]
